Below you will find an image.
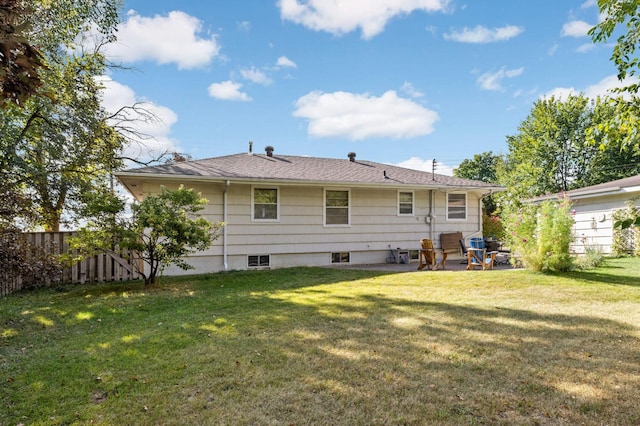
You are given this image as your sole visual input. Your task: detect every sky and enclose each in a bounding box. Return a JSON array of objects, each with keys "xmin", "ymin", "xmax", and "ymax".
[{"xmin": 97, "ymin": 0, "xmax": 629, "ymax": 176}]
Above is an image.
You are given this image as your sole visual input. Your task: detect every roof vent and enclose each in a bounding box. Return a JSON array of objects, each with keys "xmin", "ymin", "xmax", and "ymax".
[
  {"xmin": 384, "ymin": 170, "xmax": 389, "ymax": 179},
  {"xmin": 248, "ymin": 140, "xmax": 253, "ymax": 155},
  {"xmin": 265, "ymin": 145, "xmax": 274, "ymax": 157},
  {"xmin": 348, "ymin": 152, "xmax": 356, "ymax": 162}
]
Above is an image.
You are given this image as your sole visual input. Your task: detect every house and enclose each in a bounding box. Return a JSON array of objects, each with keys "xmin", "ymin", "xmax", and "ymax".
[
  {"xmin": 115, "ymin": 147, "xmax": 503, "ymax": 275},
  {"xmin": 530, "ymin": 174, "xmax": 640, "ymax": 254}
]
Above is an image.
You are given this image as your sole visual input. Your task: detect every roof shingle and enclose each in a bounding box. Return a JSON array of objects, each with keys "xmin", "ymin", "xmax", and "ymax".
[{"xmin": 117, "ymin": 153, "xmax": 501, "ymax": 189}]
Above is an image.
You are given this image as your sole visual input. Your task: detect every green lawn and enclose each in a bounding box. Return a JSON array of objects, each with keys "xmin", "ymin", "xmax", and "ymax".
[{"xmin": 2, "ymin": 258, "xmax": 640, "ymax": 425}]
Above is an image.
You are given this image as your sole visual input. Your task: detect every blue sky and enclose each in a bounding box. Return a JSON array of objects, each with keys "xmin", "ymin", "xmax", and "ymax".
[{"xmin": 98, "ymin": 0, "xmax": 626, "ymax": 175}]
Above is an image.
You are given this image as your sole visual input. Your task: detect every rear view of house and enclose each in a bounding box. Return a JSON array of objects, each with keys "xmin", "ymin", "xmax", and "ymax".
[{"xmin": 116, "ymin": 147, "xmax": 503, "ymax": 275}]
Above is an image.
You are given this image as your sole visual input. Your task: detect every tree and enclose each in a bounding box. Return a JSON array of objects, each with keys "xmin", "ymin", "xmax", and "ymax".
[
  {"xmin": 590, "ymin": 0, "xmax": 640, "ymax": 228},
  {"xmin": 590, "ymin": 0, "xmax": 640, "ymax": 94},
  {"xmin": 0, "ymin": 0, "xmax": 127, "ymax": 230},
  {"xmin": 0, "ymin": 0, "xmax": 47, "ymax": 107},
  {"xmin": 72, "ymin": 187, "xmax": 221, "ymax": 286},
  {"xmin": 498, "ymin": 94, "xmax": 640, "ymax": 205},
  {"xmin": 454, "ymin": 151, "xmax": 503, "ymax": 214}
]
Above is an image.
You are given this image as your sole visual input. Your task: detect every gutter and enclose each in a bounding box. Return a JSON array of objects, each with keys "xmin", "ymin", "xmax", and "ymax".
[{"xmin": 114, "ymin": 171, "xmax": 504, "ymax": 193}]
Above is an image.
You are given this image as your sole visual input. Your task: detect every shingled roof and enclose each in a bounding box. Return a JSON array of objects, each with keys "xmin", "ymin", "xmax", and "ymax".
[
  {"xmin": 530, "ymin": 173, "xmax": 640, "ymax": 202},
  {"xmin": 116, "ymin": 152, "xmax": 503, "ymax": 191}
]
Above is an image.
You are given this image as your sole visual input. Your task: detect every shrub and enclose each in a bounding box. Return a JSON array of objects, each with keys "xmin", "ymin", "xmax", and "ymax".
[
  {"xmin": 0, "ymin": 226, "xmax": 62, "ymax": 291},
  {"xmin": 504, "ymin": 198, "xmax": 574, "ymax": 272},
  {"xmin": 483, "ymin": 214, "xmax": 505, "ymax": 240},
  {"xmin": 612, "ymin": 200, "xmax": 639, "ymax": 256},
  {"xmin": 573, "ymin": 245, "xmax": 606, "ymax": 270}
]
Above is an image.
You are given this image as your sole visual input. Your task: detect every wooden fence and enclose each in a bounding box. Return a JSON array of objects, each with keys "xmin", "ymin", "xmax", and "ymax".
[{"xmin": 1, "ymin": 231, "xmax": 142, "ymax": 296}]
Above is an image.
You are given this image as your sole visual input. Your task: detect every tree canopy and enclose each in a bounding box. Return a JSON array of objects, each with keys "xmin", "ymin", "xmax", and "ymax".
[
  {"xmin": 454, "ymin": 151, "xmax": 502, "ymax": 214},
  {"xmin": 0, "ymin": 0, "xmax": 126, "ymax": 231},
  {"xmin": 498, "ymin": 94, "xmax": 640, "ymax": 204}
]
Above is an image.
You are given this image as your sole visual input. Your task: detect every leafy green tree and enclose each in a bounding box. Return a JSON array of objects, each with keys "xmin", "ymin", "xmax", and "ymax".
[
  {"xmin": 590, "ymin": 0, "xmax": 640, "ymax": 94},
  {"xmin": 590, "ymin": 0, "xmax": 640, "ymax": 228},
  {"xmin": 122, "ymin": 187, "xmax": 221, "ymax": 285},
  {"xmin": 588, "ymin": 0, "xmax": 640, "ymax": 154},
  {"xmin": 454, "ymin": 151, "xmax": 503, "ymax": 214},
  {"xmin": 0, "ymin": 0, "xmax": 125, "ymax": 230},
  {"xmin": 71, "ymin": 187, "xmax": 221, "ymax": 286},
  {"xmin": 498, "ymin": 94, "xmax": 639, "ymax": 205},
  {"xmin": 454, "ymin": 151, "xmax": 501, "ymax": 183}
]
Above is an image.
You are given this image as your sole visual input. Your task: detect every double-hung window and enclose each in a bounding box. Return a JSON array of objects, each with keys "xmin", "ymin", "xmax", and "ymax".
[
  {"xmin": 252, "ymin": 187, "xmax": 278, "ymax": 221},
  {"xmin": 447, "ymin": 193, "xmax": 466, "ymax": 220},
  {"xmin": 325, "ymin": 189, "xmax": 350, "ymax": 226},
  {"xmin": 398, "ymin": 191, "xmax": 414, "ymax": 216}
]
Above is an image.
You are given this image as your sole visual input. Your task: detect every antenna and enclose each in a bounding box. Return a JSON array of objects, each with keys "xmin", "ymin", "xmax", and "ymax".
[{"xmin": 432, "ymin": 159, "xmax": 437, "ymax": 180}]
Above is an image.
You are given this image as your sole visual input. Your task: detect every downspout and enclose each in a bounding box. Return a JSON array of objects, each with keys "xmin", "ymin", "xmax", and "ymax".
[
  {"xmin": 470, "ymin": 190, "xmax": 493, "ymax": 238},
  {"xmin": 429, "ymin": 189, "xmax": 435, "ymax": 242},
  {"xmin": 223, "ymin": 180, "xmax": 230, "ymax": 271}
]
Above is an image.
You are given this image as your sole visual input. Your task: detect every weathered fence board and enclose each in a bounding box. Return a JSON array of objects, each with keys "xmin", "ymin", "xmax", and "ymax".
[{"xmin": 1, "ymin": 231, "xmax": 142, "ymax": 296}]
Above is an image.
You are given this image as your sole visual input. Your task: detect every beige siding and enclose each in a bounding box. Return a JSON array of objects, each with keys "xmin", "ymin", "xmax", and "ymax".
[
  {"xmin": 568, "ymin": 195, "xmax": 639, "ymax": 254},
  {"xmin": 138, "ymin": 180, "xmax": 485, "ymax": 274}
]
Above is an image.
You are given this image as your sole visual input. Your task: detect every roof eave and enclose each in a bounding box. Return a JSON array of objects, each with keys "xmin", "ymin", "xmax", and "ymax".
[{"xmin": 116, "ymin": 172, "xmax": 502, "ymax": 191}]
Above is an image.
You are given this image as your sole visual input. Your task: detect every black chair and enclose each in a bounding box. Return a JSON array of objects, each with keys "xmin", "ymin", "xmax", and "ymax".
[{"xmin": 459, "ymin": 239, "xmax": 469, "ymax": 264}]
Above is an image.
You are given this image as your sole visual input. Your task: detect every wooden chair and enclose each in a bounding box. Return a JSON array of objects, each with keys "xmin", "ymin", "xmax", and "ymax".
[
  {"xmin": 466, "ymin": 238, "xmax": 497, "ymax": 270},
  {"xmin": 437, "ymin": 232, "xmax": 463, "ymax": 270},
  {"xmin": 417, "ymin": 238, "xmax": 436, "ymax": 270}
]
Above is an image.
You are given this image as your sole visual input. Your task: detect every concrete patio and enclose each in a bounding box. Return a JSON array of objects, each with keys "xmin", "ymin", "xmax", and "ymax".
[{"xmin": 330, "ymin": 253, "xmax": 519, "ymax": 272}]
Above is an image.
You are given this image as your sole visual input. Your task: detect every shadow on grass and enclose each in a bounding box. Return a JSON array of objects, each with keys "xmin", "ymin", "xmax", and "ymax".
[
  {"xmin": 3, "ymin": 265, "xmax": 640, "ymax": 424},
  {"xmin": 241, "ymin": 290, "xmax": 640, "ymax": 424}
]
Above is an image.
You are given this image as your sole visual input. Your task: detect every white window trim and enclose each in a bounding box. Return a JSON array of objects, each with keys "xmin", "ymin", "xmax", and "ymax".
[
  {"xmin": 398, "ymin": 190, "xmax": 415, "ymax": 216},
  {"xmin": 446, "ymin": 192, "xmax": 467, "ymax": 221},
  {"xmin": 248, "ymin": 254, "xmax": 270, "ymax": 268},
  {"xmin": 251, "ymin": 186, "xmax": 280, "ymax": 222},
  {"xmin": 323, "ymin": 188, "xmax": 351, "ymax": 227},
  {"xmin": 331, "ymin": 252, "xmax": 351, "ymax": 264}
]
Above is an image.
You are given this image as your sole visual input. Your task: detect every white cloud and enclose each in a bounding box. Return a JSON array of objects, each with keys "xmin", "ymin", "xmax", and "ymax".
[
  {"xmin": 104, "ymin": 10, "xmax": 220, "ymax": 69},
  {"xmin": 208, "ymin": 80, "xmax": 252, "ymax": 101},
  {"xmin": 577, "ymin": 43, "xmax": 596, "ymax": 53},
  {"xmin": 97, "ymin": 76, "xmax": 180, "ymax": 162},
  {"xmin": 395, "ymin": 157, "xmax": 454, "ymax": 176},
  {"xmin": 477, "ymin": 67, "xmax": 524, "ymax": 91},
  {"xmin": 444, "ymin": 25, "xmax": 524, "ymax": 43},
  {"xmin": 237, "ymin": 20, "xmax": 251, "ymax": 31},
  {"xmin": 240, "ymin": 67, "xmax": 273, "ymax": 85},
  {"xmin": 293, "ymin": 90, "xmax": 439, "ymax": 140},
  {"xmin": 278, "ymin": 0, "xmax": 450, "ymax": 39},
  {"xmin": 581, "ymin": 0, "xmax": 597, "ymax": 9},
  {"xmin": 543, "ymin": 75, "xmax": 639, "ymax": 101},
  {"xmin": 400, "ymin": 81, "xmax": 425, "ymax": 98},
  {"xmin": 561, "ymin": 20, "xmax": 593, "ymax": 37},
  {"xmin": 276, "ymin": 56, "xmax": 297, "ymax": 68}
]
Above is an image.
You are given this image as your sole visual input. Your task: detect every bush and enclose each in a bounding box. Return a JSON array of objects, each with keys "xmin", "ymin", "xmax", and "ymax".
[
  {"xmin": 573, "ymin": 245, "xmax": 606, "ymax": 270},
  {"xmin": 504, "ymin": 198, "xmax": 574, "ymax": 272},
  {"xmin": 0, "ymin": 227, "xmax": 62, "ymax": 291},
  {"xmin": 483, "ymin": 214, "xmax": 505, "ymax": 240},
  {"xmin": 612, "ymin": 201, "xmax": 639, "ymax": 256}
]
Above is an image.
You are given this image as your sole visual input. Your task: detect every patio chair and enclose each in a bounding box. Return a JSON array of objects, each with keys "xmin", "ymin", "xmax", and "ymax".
[
  {"xmin": 459, "ymin": 239, "xmax": 469, "ymax": 264},
  {"xmin": 466, "ymin": 237, "xmax": 497, "ymax": 270},
  {"xmin": 417, "ymin": 238, "xmax": 437, "ymax": 270}
]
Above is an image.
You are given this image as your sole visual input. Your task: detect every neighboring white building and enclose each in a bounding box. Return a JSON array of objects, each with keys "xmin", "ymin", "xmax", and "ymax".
[
  {"xmin": 531, "ymin": 174, "xmax": 640, "ymax": 254},
  {"xmin": 115, "ymin": 148, "xmax": 503, "ymax": 274}
]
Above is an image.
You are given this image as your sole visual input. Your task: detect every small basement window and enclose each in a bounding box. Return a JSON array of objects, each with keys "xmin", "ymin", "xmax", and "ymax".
[
  {"xmin": 331, "ymin": 252, "xmax": 350, "ymax": 263},
  {"xmin": 248, "ymin": 255, "xmax": 270, "ymax": 268}
]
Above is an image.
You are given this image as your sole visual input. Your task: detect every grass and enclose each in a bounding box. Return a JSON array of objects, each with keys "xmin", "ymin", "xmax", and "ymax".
[{"xmin": 2, "ymin": 258, "xmax": 640, "ymax": 425}]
